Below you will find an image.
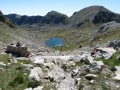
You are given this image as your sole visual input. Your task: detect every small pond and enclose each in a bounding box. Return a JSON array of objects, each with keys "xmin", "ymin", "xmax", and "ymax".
[{"xmin": 45, "ymin": 37, "xmax": 65, "ymax": 47}]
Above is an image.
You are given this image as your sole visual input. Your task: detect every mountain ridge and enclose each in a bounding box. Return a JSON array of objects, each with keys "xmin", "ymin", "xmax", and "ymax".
[{"xmin": 5, "ymin": 5, "xmax": 120, "ymax": 28}]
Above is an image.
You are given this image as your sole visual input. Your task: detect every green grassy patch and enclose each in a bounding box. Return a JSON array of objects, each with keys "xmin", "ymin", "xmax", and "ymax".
[
  {"xmin": 0, "ymin": 63, "xmax": 29, "ymax": 90},
  {"xmin": 17, "ymin": 60, "xmax": 32, "ymax": 64},
  {"xmin": 96, "ymin": 51, "xmax": 120, "ymax": 67},
  {"xmin": 0, "ymin": 54, "xmax": 11, "ymax": 64}
]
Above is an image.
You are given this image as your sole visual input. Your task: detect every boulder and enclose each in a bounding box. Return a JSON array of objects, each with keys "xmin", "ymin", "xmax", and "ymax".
[
  {"xmin": 28, "ymin": 67, "xmax": 44, "ymax": 81},
  {"xmin": 82, "ymin": 54, "xmax": 94, "ymax": 64},
  {"xmin": 33, "ymin": 86, "xmax": 44, "ymax": 90},
  {"xmin": 6, "ymin": 42, "xmax": 30, "ymax": 57},
  {"xmin": 91, "ymin": 47, "xmax": 116, "ymax": 59},
  {"xmin": 24, "ymin": 87, "xmax": 32, "ymax": 90},
  {"xmin": 48, "ymin": 66, "xmax": 65, "ymax": 82},
  {"xmin": 112, "ymin": 74, "xmax": 120, "ymax": 81},
  {"xmin": 57, "ymin": 73, "xmax": 77, "ymax": 90},
  {"xmin": 33, "ymin": 57, "xmax": 44, "ymax": 65},
  {"xmin": 73, "ymin": 55, "xmax": 83, "ymax": 63},
  {"xmin": 85, "ymin": 74, "xmax": 97, "ymax": 80},
  {"xmin": 108, "ymin": 40, "xmax": 120, "ymax": 49}
]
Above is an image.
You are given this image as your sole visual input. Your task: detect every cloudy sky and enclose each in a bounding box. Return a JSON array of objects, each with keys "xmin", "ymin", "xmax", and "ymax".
[{"xmin": 0, "ymin": 0, "xmax": 119, "ymax": 16}]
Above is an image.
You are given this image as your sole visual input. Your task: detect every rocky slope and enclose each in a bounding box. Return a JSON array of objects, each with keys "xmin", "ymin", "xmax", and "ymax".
[{"xmin": 70, "ymin": 6, "xmax": 120, "ymax": 27}]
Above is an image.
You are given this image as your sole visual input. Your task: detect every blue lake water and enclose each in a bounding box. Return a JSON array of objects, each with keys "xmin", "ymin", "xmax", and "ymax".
[{"xmin": 45, "ymin": 37, "xmax": 65, "ymax": 47}]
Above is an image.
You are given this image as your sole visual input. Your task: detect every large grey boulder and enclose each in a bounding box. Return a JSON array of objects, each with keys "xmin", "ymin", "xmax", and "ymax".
[
  {"xmin": 28, "ymin": 67, "xmax": 44, "ymax": 81},
  {"xmin": 6, "ymin": 42, "xmax": 30, "ymax": 57},
  {"xmin": 91, "ymin": 47, "xmax": 116, "ymax": 59}
]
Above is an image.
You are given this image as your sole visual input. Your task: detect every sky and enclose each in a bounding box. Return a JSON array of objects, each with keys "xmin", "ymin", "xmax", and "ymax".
[{"xmin": 0, "ymin": 0, "xmax": 120, "ymax": 17}]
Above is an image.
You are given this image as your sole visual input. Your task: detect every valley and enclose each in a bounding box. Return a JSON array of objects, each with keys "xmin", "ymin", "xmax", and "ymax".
[{"xmin": 0, "ymin": 5, "xmax": 120, "ymax": 90}]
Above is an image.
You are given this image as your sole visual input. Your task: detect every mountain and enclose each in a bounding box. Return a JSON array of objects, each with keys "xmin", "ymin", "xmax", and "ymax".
[
  {"xmin": 70, "ymin": 6, "xmax": 120, "ymax": 27},
  {"xmin": 0, "ymin": 11, "xmax": 15, "ymax": 28},
  {"xmin": 6, "ymin": 11, "xmax": 69, "ymax": 26},
  {"xmin": 6, "ymin": 6, "xmax": 120, "ymax": 28}
]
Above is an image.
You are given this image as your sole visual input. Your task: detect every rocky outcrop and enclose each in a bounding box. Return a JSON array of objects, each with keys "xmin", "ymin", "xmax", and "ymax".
[
  {"xmin": 98, "ymin": 21, "xmax": 120, "ymax": 34},
  {"xmin": 108, "ymin": 40, "xmax": 120, "ymax": 49},
  {"xmin": 6, "ymin": 42, "xmax": 30, "ymax": 57},
  {"xmin": 91, "ymin": 47, "xmax": 116, "ymax": 59}
]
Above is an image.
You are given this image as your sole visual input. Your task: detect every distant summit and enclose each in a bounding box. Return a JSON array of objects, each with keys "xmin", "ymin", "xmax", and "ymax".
[{"xmin": 70, "ymin": 6, "xmax": 120, "ymax": 27}]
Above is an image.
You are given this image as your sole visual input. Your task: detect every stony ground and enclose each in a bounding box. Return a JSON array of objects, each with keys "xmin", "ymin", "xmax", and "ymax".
[{"xmin": 0, "ymin": 41, "xmax": 120, "ymax": 90}]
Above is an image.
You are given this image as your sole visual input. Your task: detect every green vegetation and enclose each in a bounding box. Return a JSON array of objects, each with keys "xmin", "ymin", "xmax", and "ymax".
[
  {"xmin": 17, "ymin": 60, "xmax": 32, "ymax": 64},
  {"xmin": 96, "ymin": 51, "xmax": 120, "ymax": 67},
  {"xmin": 0, "ymin": 54, "xmax": 11, "ymax": 64},
  {"xmin": 0, "ymin": 63, "xmax": 29, "ymax": 90},
  {"xmin": 9, "ymin": 73, "xmax": 24, "ymax": 87},
  {"xmin": 28, "ymin": 81, "xmax": 42, "ymax": 88}
]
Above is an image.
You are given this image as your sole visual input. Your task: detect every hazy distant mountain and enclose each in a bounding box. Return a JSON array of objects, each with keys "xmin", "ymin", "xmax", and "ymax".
[
  {"xmin": 0, "ymin": 11, "xmax": 15, "ymax": 28},
  {"xmin": 70, "ymin": 6, "xmax": 120, "ymax": 27}
]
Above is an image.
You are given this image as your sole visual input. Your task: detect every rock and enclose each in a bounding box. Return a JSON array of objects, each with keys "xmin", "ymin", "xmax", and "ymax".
[
  {"xmin": 72, "ymin": 68, "xmax": 79, "ymax": 77},
  {"xmin": 43, "ymin": 63, "xmax": 55, "ymax": 70},
  {"xmin": 22, "ymin": 64, "xmax": 33, "ymax": 71},
  {"xmin": 89, "ymin": 80, "xmax": 95, "ymax": 84},
  {"xmin": 33, "ymin": 57, "xmax": 44, "ymax": 65},
  {"xmin": 85, "ymin": 74, "xmax": 97, "ymax": 80},
  {"xmin": 108, "ymin": 40, "xmax": 120, "ymax": 49},
  {"xmin": 28, "ymin": 67, "xmax": 44, "ymax": 81},
  {"xmin": 83, "ymin": 54, "xmax": 94, "ymax": 64},
  {"xmin": 112, "ymin": 74, "xmax": 120, "ymax": 81},
  {"xmin": 48, "ymin": 66, "xmax": 65, "ymax": 82},
  {"xmin": 0, "ymin": 62, "xmax": 7, "ymax": 67},
  {"xmin": 92, "ymin": 61, "xmax": 104, "ymax": 66},
  {"xmin": 89, "ymin": 61, "xmax": 104, "ymax": 72},
  {"xmin": 24, "ymin": 87, "xmax": 32, "ymax": 90},
  {"xmin": 33, "ymin": 86, "xmax": 44, "ymax": 90},
  {"xmin": 73, "ymin": 53, "xmax": 94, "ymax": 64},
  {"xmin": 73, "ymin": 55, "xmax": 83, "ymax": 63},
  {"xmin": 6, "ymin": 42, "xmax": 30, "ymax": 57},
  {"xmin": 57, "ymin": 73, "xmax": 77, "ymax": 90},
  {"xmin": 112, "ymin": 66, "xmax": 120, "ymax": 81},
  {"xmin": 98, "ymin": 21, "xmax": 120, "ymax": 34},
  {"xmin": 91, "ymin": 47, "xmax": 116, "ymax": 59}
]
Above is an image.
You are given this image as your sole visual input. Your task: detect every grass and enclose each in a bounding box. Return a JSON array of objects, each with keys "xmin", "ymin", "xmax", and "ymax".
[
  {"xmin": 17, "ymin": 60, "xmax": 32, "ymax": 64},
  {"xmin": 96, "ymin": 51, "xmax": 120, "ymax": 67},
  {"xmin": 0, "ymin": 54, "xmax": 11, "ymax": 64},
  {"xmin": 0, "ymin": 63, "xmax": 29, "ymax": 90}
]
